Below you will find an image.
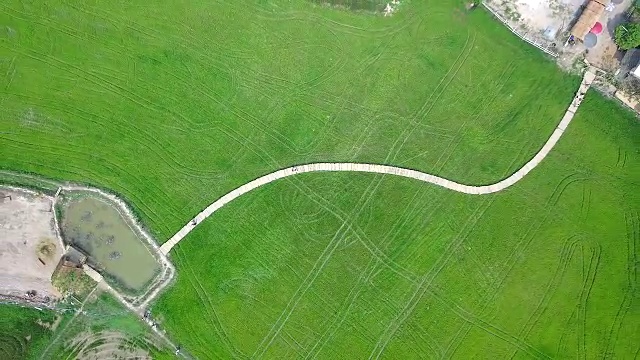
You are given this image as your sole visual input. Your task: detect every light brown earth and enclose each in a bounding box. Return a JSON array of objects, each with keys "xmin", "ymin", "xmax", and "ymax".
[
  {"xmin": 0, "ymin": 189, "xmax": 63, "ymax": 300},
  {"xmin": 485, "ymin": 0, "xmax": 584, "ymax": 34}
]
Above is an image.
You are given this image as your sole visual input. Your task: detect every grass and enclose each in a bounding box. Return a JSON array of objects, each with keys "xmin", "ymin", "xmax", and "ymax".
[
  {"xmin": 51, "ymin": 264, "xmax": 97, "ymax": 300},
  {"xmin": 71, "ymin": 293, "xmax": 175, "ymax": 358},
  {"xmin": 0, "ymin": 0, "xmax": 577, "ymax": 240},
  {"xmin": 0, "ymin": 305, "xmax": 58, "ymax": 360},
  {"xmin": 38, "ymin": 291, "xmax": 173, "ymax": 359},
  {"xmin": 0, "ymin": 171, "xmax": 60, "ymax": 194},
  {"xmin": 0, "ymin": 0, "xmax": 638, "ymax": 359},
  {"xmin": 156, "ymin": 93, "xmax": 639, "ymax": 359},
  {"xmin": 0, "ymin": 299, "xmax": 173, "ymax": 360}
]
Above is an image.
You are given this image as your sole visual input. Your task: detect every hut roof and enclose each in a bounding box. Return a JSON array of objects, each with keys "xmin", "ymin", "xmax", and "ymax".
[
  {"xmin": 571, "ymin": 0, "xmax": 606, "ymax": 41},
  {"xmin": 65, "ymin": 245, "xmax": 88, "ymax": 265}
]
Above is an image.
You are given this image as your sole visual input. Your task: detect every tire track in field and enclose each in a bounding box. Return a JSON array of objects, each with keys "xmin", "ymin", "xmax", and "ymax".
[
  {"xmin": 305, "ymin": 191, "xmax": 420, "ymax": 281},
  {"xmin": 161, "ymin": 61, "xmax": 596, "ymax": 255},
  {"xmin": 552, "ymin": 239, "xmax": 601, "ymax": 359},
  {"xmin": 251, "ymin": 170, "xmax": 392, "ymax": 358},
  {"xmin": 5, "ymin": 8, "xmax": 589, "ymax": 354},
  {"xmin": 392, "ymin": 68, "xmax": 590, "ymax": 353},
  {"xmin": 283, "ymin": 176, "xmax": 420, "ymax": 282},
  {"xmin": 251, "ymin": 78, "xmax": 443, "ymax": 357},
  {"xmin": 366, "ymin": 194, "xmax": 497, "ymax": 359},
  {"xmin": 166, "ymin": 58, "xmax": 560, "ymax": 355},
  {"xmin": 304, "ymin": 188, "xmax": 452, "ymax": 359},
  {"xmin": 252, "ymin": 7, "xmax": 419, "ymax": 39},
  {"xmin": 173, "ymin": 247, "xmax": 244, "ymax": 359},
  {"xmin": 0, "ymin": 132, "xmax": 180, "ymax": 232},
  {"xmin": 504, "ymin": 235, "xmax": 583, "ymax": 360},
  {"xmin": 386, "ymin": 31, "xmax": 476, "ymax": 165},
  {"xmin": 4, "ymin": 2, "xmax": 307, "ymax": 158},
  {"xmin": 285, "ymin": 17, "xmax": 418, "ymax": 156},
  {"xmin": 428, "ymin": 286, "xmax": 549, "ymax": 359},
  {"xmin": 0, "ymin": 93, "xmax": 219, "ymax": 184},
  {"xmin": 578, "ymin": 242, "xmax": 601, "ymax": 359},
  {"xmin": 381, "ymin": 148, "xmax": 530, "ymax": 359},
  {"xmin": 414, "ymin": 137, "xmax": 549, "ymax": 359},
  {"xmin": 240, "ymin": 11, "xmax": 421, "ymax": 157},
  {"xmin": 2, "ymin": 48, "xmax": 229, "ymax": 178},
  {"xmin": 601, "ymin": 211, "xmax": 638, "ymax": 359},
  {"xmin": 514, "ymin": 236, "xmax": 582, "ymax": 344}
]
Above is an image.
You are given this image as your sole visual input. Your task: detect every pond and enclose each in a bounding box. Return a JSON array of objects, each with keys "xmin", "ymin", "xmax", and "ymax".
[{"xmin": 61, "ymin": 196, "xmax": 160, "ymax": 293}]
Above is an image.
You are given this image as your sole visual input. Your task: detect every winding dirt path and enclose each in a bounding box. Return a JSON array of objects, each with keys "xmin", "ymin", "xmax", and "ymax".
[{"xmin": 160, "ymin": 70, "xmax": 595, "ymax": 255}]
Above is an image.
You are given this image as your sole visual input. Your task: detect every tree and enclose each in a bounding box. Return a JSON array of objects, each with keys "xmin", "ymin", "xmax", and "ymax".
[{"xmin": 615, "ymin": 23, "xmax": 640, "ymax": 50}]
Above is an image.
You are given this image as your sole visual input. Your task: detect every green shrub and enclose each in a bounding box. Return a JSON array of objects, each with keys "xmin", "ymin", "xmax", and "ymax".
[{"xmin": 615, "ymin": 22, "xmax": 640, "ymax": 49}]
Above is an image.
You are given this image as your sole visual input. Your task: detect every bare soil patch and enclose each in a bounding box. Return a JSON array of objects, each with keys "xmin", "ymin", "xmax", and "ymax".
[
  {"xmin": 584, "ymin": 0, "xmax": 633, "ymax": 71},
  {"xmin": 486, "ymin": 0, "xmax": 584, "ymax": 31},
  {"xmin": 0, "ymin": 189, "xmax": 63, "ymax": 301}
]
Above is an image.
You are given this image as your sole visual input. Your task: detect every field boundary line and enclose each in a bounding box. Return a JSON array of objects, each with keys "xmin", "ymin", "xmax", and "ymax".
[{"xmin": 160, "ymin": 69, "xmax": 595, "ymax": 255}]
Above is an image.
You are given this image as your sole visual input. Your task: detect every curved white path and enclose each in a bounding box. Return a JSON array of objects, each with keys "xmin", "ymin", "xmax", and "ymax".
[{"xmin": 160, "ymin": 70, "xmax": 595, "ymax": 255}]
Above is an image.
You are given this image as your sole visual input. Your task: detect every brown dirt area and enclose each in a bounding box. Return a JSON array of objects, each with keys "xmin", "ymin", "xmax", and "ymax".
[
  {"xmin": 0, "ymin": 188, "xmax": 63, "ymax": 300},
  {"xmin": 485, "ymin": 0, "xmax": 585, "ymax": 33}
]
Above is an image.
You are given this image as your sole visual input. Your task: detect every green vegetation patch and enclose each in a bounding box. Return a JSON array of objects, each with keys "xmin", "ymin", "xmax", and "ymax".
[
  {"xmin": 615, "ymin": 22, "xmax": 640, "ymax": 50},
  {"xmin": 39, "ymin": 292, "xmax": 174, "ymax": 359},
  {"xmin": 0, "ymin": 0, "xmax": 576, "ymax": 241},
  {"xmin": 0, "ymin": 305, "xmax": 57, "ymax": 360},
  {"xmin": 0, "ymin": 171, "xmax": 59, "ymax": 195},
  {"xmin": 51, "ymin": 265, "xmax": 97, "ymax": 301},
  {"xmin": 0, "ymin": 0, "xmax": 638, "ymax": 359},
  {"xmin": 0, "ymin": 292, "xmax": 171, "ymax": 360},
  {"xmin": 157, "ymin": 94, "xmax": 639, "ymax": 358}
]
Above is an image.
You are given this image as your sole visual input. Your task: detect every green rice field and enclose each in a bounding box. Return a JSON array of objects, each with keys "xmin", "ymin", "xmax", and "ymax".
[
  {"xmin": 45, "ymin": 293, "xmax": 173, "ymax": 359},
  {"xmin": 0, "ymin": 0, "xmax": 638, "ymax": 359},
  {"xmin": 0, "ymin": 305, "xmax": 57, "ymax": 360}
]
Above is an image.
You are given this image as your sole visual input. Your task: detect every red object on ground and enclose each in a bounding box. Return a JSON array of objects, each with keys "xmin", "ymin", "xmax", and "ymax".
[{"xmin": 590, "ymin": 22, "xmax": 603, "ymax": 35}]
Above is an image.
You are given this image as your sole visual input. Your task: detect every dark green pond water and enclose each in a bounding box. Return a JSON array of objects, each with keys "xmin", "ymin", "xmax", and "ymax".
[{"xmin": 62, "ymin": 197, "xmax": 160, "ymax": 292}]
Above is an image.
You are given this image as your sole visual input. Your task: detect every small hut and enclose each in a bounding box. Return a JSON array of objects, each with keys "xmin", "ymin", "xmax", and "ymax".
[
  {"xmin": 64, "ymin": 245, "xmax": 88, "ymax": 266},
  {"xmin": 570, "ymin": 0, "xmax": 606, "ymax": 41}
]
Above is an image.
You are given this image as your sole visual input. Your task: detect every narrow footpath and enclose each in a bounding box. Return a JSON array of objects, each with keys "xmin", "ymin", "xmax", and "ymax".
[{"xmin": 159, "ymin": 70, "xmax": 596, "ymax": 255}]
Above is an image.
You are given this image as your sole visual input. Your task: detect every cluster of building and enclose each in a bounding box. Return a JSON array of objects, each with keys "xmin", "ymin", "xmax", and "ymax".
[{"xmin": 569, "ymin": 0, "xmax": 611, "ymax": 47}]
